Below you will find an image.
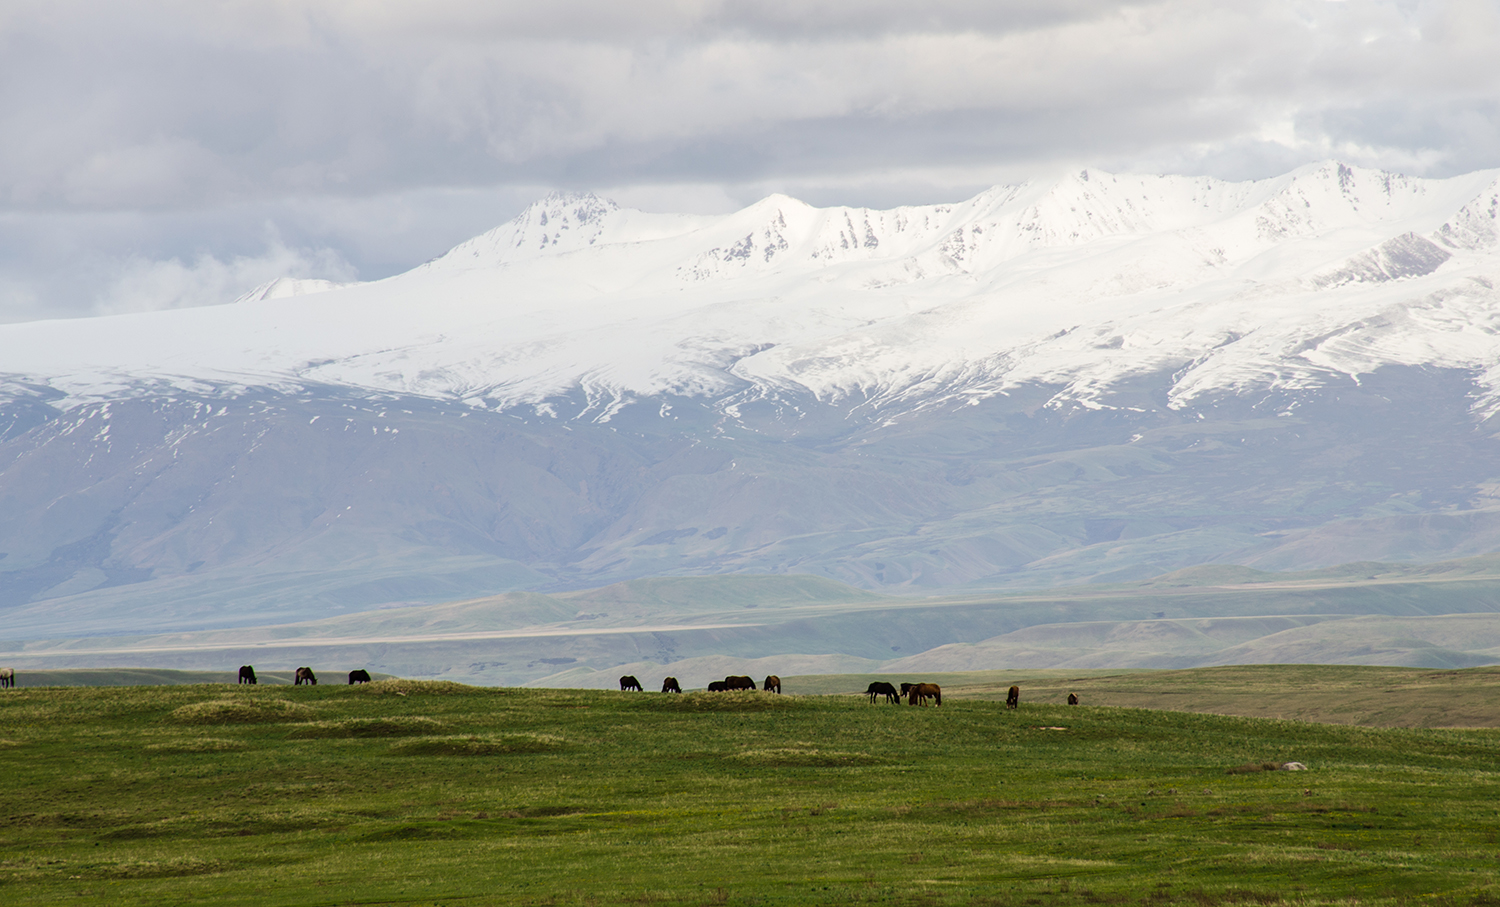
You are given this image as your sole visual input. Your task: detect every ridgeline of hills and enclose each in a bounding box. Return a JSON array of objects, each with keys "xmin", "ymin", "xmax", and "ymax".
[{"xmin": 4, "ymin": 559, "xmax": 1499, "ymax": 687}]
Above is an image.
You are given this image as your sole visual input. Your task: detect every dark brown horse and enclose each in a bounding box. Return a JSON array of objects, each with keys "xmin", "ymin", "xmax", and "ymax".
[
  {"xmin": 763, "ymin": 675, "xmax": 781, "ymax": 694},
  {"xmin": 661, "ymin": 676, "xmax": 682, "ymax": 693},
  {"xmin": 1006, "ymin": 686, "xmax": 1019, "ymax": 709},
  {"xmin": 907, "ymin": 683, "xmax": 941, "ymax": 706},
  {"xmin": 348, "ymin": 669, "xmax": 371, "ymax": 684},
  {"xmin": 706, "ymin": 681, "xmax": 729, "ymax": 692},
  {"xmin": 866, "ymin": 681, "xmax": 899, "ymax": 704},
  {"xmin": 1067, "ymin": 692, "xmax": 1079, "ymax": 705},
  {"xmin": 619, "ymin": 675, "xmax": 643, "ymax": 691},
  {"xmin": 294, "ymin": 667, "xmax": 318, "ymax": 686},
  {"xmin": 237, "ymin": 665, "xmax": 257, "ymax": 685},
  {"xmin": 724, "ymin": 675, "xmax": 756, "ymax": 691}
]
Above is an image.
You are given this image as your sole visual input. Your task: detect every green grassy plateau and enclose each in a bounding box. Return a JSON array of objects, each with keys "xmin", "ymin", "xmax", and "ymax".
[{"xmin": 2, "ymin": 670, "xmax": 1499, "ymax": 906}]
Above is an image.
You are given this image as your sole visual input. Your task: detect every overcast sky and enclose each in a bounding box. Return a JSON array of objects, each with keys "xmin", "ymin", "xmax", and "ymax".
[{"xmin": 2, "ymin": 0, "xmax": 1497, "ymax": 323}]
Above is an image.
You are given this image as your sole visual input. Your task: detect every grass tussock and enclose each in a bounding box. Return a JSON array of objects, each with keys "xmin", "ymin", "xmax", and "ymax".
[
  {"xmin": 633, "ymin": 691, "xmax": 799, "ymax": 712},
  {"xmin": 5, "ymin": 856, "xmax": 226, "ymax": 881},
  {"xmin": 388, "ymin": 733, "xmax": 564, "ymax": 756},
  {"xmin": 89, "ymin": 857, "xmax": 225, "ymax": 879},
  {"xmin": 357, "ymin": 823, "xmax": 464, "ymax": 842},
  {"xmin": 729, "ymin": 747, "xmax": 882, "ymax": 767},
  {"xmin": 144, "ymin": 737, "xmax": 248, "ymax": 753},
  {"xmin": 167, "ymin": 697, "xmax": 315, "ymax": 725},
  {"xmin": 285, "ymin": 717, "xmax": 444, "ymax": 739},
  {"xmin": 349, "ymin": 679, "xmax": 472, "ymax": 696}
]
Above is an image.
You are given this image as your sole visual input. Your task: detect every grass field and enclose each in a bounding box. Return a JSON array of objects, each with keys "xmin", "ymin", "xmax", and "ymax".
[{"xmin": 2, "ymin": 670, "xmax": 1499, "ymax": 906}]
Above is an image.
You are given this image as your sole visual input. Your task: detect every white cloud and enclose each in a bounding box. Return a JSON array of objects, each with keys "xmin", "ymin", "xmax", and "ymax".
[
  {"xmin": 0, "ymin": 0, "xmax": 1497, "ymax": 321},
  {"xmin": 94, "ymin": 239, "xmax": 357, "ymax": 317}
]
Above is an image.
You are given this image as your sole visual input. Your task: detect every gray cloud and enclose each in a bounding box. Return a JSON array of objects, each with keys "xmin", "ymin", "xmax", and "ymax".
[{"xmin": 2, "ymin": 0, "xmax": 1497, "ymax": 320}]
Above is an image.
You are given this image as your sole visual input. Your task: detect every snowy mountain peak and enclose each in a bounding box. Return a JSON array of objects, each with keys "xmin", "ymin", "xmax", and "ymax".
[
  {"xmin": 1434, "ymin": 177, "xmax": 1500, "ymax": 251},
  {"xmin": 426, "ymin": 191, "xmax": 624, "ymax": 267}
]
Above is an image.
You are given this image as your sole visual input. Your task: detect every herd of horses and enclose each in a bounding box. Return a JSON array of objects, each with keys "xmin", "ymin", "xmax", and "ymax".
[
  {"xmin": 0, "ymin": 665, "xmax": 1080, "ymax": 706},
  {"xmin": 615, "ymin": 674, "xmax": 1080, "ymax": 707},
  {"xmin": 619, "ymin": 674, "xmax": 781, "ymax": 693},
  {"xmin": 236, "ymin": 665, "xmax": 371, "ymax": 686},
  {"xmin": 862, "ymin": 681, "xmax": 942, "ymax": 705},
  {"xmin": 0, "ymin": 665, "xmax": 374, "ymax": 688}
]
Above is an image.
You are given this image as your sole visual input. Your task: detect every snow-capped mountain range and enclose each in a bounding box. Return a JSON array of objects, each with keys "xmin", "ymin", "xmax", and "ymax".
[
  {"xmin": 8, "ymin": 161, "xmax": 1500, "ymax": 648},
  {"xmin": 5, "ymin": 161, "xmax": 1500, "ymax": 420}
]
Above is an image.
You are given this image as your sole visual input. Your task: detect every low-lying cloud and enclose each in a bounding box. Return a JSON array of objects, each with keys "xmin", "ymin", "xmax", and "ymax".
[{"xmin": 97, "ymin": 241, "xmax": 357, "ymax": 318}]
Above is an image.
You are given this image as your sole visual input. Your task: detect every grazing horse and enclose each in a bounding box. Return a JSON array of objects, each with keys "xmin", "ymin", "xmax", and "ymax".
[
  {"xmin": 706, "ymin": 681, "xmax": 729, "ymax": 692},
  {"xmin": 238, "ymin": 665, "xmax": 257, "ymax": 685},
  {"xmin": 0, "ymin": 667, "xmax": 13, "ymax": 689},
  {"xmin": 619, "ymin": 675, "xmax": 643, "ymax": 692},
  {"xmin": 865, "ymin": 681, "xmax": 900, "ymax": 704},
  {"xmin": 348, "ymin": 669, "xmax": 371, "ymax": 685},
  {"xmin": 1067, "ymin": 693, "xmax": 1079, "ymax": 705},
  {"xmin": 763, "ymin": 675, "xmax": 781, "ymax": 694},
  {"xmin": 724, "ymin": 675, "xmax": 756, "ymax": 691},
  {"xmin": 907, "ymin": 683, "xmax": 941, "ymax": 706},
  {"xmin": 294, "ymin": 667, "xmax": 318, "ymax": 686},
  {"xmin": 899, "ymin": 682, "xmax": 914, "ymax": 698},
  {"xmin": 661, "ymin": 676, "xmax": 682, "ymax": 693},
  {"xmin": 1006, "ymin": 686, "xmax": 1020, "ymax": 709}
]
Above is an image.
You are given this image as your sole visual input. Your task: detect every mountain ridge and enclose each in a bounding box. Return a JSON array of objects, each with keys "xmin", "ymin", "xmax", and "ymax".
[
  {"xmin": 5, "ymin": 162, "xmax": 1500, "ymax": 647},
  {"xmin": 5, "ymin": 161, "xmax": 1500, "ymax": 421}
]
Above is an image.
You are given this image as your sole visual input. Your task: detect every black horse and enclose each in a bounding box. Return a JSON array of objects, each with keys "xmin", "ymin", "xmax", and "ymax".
[
  {"xmin": 238, "ymin": 665, "xmax": 257, "ymax": 685},
  {"xmin": 619, "ymin": 675, "xmax": 643, "ymax": 691},
  {"xmin": 706, "ymin": 681, "xmax": 729, "ymax": 692},
  {"xmin": 865, "ymin": 681, "xmax": 900, "ymax": 704},
  {"xmin": 1006, "ymin": 686, "xmax": 1019, "ymax": 709},
  {"xmin": 348, "ymin": 669, "xmax": 371, "ymax": 684},
  {"xmin": 294, "ymin": 667, "xmax": 318, "ymax": 686},
  {"xmin": 661, "ymin": 677, "xmax": 682, "ymax": 693}
]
